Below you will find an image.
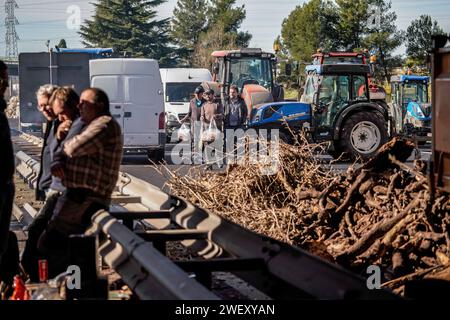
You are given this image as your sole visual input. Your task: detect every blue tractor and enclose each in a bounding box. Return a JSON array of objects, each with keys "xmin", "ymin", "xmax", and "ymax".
[
  {"xmin": 248, "ymin": 63, "xmax": 390, "ymax": 160},
  {"xmin": 389, "ymin": 75, "xmax": 432, "ymax": 144}
]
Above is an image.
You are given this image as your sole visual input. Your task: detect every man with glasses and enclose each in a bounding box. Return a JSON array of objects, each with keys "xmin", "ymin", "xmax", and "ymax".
[
  {"xmin": 0, "ymin": 60, "xmax": 15, "ymax": 281},
  {"xmin": 38, "ymin": 88, "xmax": 123, "ymax": 278},
  {"xmin": 22, "ymin": 86, "xmax": 83, "ymax": 281},
  {"xmin": 35, "ymin": 84, "xmax": 59, "ymax": 201}
]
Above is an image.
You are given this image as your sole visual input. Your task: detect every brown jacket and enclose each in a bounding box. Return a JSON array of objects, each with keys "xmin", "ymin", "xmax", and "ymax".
[
  {"xmin": 201, "ymin": 101, "xmax": 224, "ymax": 130},
  {"xmin": 182, "ymin": 98, "xmax": 204, "ymax": 125}
]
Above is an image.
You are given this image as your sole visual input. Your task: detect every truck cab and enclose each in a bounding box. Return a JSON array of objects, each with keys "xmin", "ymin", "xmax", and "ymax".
[{"xmin": 160, "ymin": 68, "xmax": 212, "ymax": 142}]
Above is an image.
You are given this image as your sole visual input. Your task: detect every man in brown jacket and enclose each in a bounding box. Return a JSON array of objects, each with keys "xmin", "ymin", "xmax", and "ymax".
[
  {"xmin": 200, "ymin": 89, "xmax": 224, "ymax": 130},
  {"xmin": 180, "ymin": 86, "xmax": 205, "ymax": 162},
  {"xmin": 200, "ymin": 89, "xmax": 224, "ymax": 167}
]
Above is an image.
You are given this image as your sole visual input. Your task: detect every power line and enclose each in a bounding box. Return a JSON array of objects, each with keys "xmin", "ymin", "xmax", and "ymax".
[
  {"xmin": 19, "ymin": 0, "xmax": 92, "ymax": 7},
  {"xmin": 0, "ymin": 35, "xmax": 80, "ymax": 45}
]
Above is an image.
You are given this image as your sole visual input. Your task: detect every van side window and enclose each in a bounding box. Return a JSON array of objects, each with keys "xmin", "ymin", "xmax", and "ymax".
[
  {"xmin": 91, "ymin": 76, "xmax": 121, "ymax": 102},
  {"xmin": 125, "ymin": 76, "xmax": 154, "ymax": 104}
]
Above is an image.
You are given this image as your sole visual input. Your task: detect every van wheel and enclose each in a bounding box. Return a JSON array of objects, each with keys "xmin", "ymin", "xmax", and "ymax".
[
  {"xmin": 147, "ymin": 149, "xmax": 165, "ymax": 164},
  {"xmin": 336, "ymin": 112, "xmax": 388, "ymax": 161}
]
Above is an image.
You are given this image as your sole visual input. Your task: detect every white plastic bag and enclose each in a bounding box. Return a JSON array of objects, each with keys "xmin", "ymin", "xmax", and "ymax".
[
  {"xmin": 201, "ymin": 119, "xmax": 220, "ymax": 143},
  {"xmin": 177, "ymin": 123, "xmax": 191, "ymax": 142}
]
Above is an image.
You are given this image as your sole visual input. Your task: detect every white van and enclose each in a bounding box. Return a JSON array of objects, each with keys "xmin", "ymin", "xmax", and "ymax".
[
  {"xmin": 90, "ymin": 58, "xmax": 165, "ymax": 159},
  {"xmin": 160, "ymin": 68, "xmax": 212, "ymax": 141}
]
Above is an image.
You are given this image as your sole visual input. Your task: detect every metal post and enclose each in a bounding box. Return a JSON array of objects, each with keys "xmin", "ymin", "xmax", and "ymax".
[{"xmin": 46, "ymin": 40, "xmax": 52, "ymax": 85}]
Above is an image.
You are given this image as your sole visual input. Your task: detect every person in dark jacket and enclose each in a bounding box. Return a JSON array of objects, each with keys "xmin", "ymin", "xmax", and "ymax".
[
  {"xmin": 34, "ymin": 84, "xmax": 59, "ymax": 201},
  {"xmin": 181, "ymin": 86, "xmax": 205, "ymax": 162},
  {"xmin": 21, "ymin": 86, "xmax": 81, "ymax": 281},
  {"xmin": 181, "ymin": 86, "xmax": 205, "ymax": 131},
  {"xmin": 224, "ymin": 85, "xmax": 248, "ymax": 129},
  {"xmin": 0, "ymin": 60, "xmax": 15, "ymax": 272},
  {"xmin": 224, "ymin": 85, "xmax": 248, "ymax": 164}
]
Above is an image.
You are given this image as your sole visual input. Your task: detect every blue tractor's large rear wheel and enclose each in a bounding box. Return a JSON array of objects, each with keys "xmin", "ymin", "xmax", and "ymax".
[{"xmin": 335, "ymin": 112, "xmax": 388, "ymax": 160}]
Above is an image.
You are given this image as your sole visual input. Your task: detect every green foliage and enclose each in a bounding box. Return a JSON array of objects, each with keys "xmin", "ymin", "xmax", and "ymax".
[
  {"xmin": 406, "ymin": 15, "xmax": 445, "ymax": 65},
  {"xmin": 192, "ymin": 21, "xmax": 237, "ymax": 68},
  {"xmin": 207, "ymin": 0, "xmax": 251, "ymax": 47},
  {"xmin": 336, "ymin": 0, "xmax": 371, "ymax": 50},
  {"xmin": 79, "ymin": 0, "xmax": 176, "ymax": 66},
  {"xmin": 363, "ymin": 0, "xmax": 404, "ymax": 82},
  {"xmin": 57, "ymin": 39, "xmax": 67, "ymax": 49},
  {"xmin": 279, "ymin": 0, "xmax": 411, "ymax": 86},
  {"xmin": 190, "ymin": 0, "xmax": 252, "ymax": 68},
  {"xmin": 170, "ymin": 0, "xmax": 208, "ymax": 66},
  {"xmin": 281, "ymin": 0, "xmax": 339, "ymax": 63}
]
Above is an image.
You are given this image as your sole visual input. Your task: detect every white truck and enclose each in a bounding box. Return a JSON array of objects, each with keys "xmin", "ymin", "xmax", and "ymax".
[
  {"xmin": 160, "ymin": 68, "xmax": 212, "ymax": 142},
  {"xmin": 90, "ymin": 58, "xmax": 165, "ymax": 159}
]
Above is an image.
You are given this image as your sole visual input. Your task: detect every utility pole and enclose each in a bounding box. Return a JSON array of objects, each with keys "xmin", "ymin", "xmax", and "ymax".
[{"xmin": 5, "ymin": 0, "xmax": 20, "ymax": 61}]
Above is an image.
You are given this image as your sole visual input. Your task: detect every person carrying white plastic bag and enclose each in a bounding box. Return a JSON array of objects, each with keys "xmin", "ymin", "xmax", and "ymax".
[
  {"xmin": 200, "ymin": 89, "xmax": 224, "ymax": 167},
  {"xmin": 201, "ymin": 119, "xmax": 221, "ymax": 143},
  {"xmin": 177, "ymin": 123, "xmax": 191, "ymax": 142}
]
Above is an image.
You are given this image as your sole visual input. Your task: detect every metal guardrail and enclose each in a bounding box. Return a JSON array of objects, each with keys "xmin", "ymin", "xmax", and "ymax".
[
  {"xmin": 89, "ymin": 210, "xmax": 219, "ymax": 300},
  {"xmin": 13, "ymin": 131, "xmax": 400, "ymax": 300}
]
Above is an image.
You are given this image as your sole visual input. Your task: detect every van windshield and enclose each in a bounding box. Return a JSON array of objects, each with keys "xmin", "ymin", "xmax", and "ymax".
[{"xmin": 166, "ymin": 82, "xmax": 202, "ymax": 103}]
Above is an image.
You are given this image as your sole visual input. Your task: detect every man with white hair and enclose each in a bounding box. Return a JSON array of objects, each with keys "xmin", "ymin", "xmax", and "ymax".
[
  {"xmin": 21, "ymin": 84, "xmax": 61, "ymax": 281},
  {"xmin": 35, "ymin": 84, "xmax": 59, "ymax": 201}
]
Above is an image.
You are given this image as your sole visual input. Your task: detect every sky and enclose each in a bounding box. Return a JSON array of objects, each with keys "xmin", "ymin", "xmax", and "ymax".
[{"xmin": 1, "ymin": 0, "xmax": 450, "ymax": 57}]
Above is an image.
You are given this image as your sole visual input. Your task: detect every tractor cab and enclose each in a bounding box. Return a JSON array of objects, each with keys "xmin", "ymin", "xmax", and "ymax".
[
  {"xmin": 312, "ymin": 51, "xmax": 368, "ymax": 66},
  {"xmin": 300, "ymin": 63, "xmax": 389, "ymax": 159},
  {"xmin": 389, "ymin": 75, "xmax": 431, "ymax": 142},
  {"xmin": 204, "ymin": 48, "xmax": 284, "ymax": 114},
  {"xmin": 248, "ymin": 62, "xmax": 389, "ymax": 159},
  {"xmin": 310, "ymin": 51, "xmax": 386, "ymax": 102}
]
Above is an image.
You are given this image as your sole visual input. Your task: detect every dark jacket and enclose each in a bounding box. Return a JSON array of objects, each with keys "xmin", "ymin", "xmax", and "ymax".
[
  {"xmin": 224, "ymin": 97, "xmax": 248, "ymax": 128},
  {"xmin": 35, "ymin": 119, "xmax": 60, "ymax": 200},
  {"xmin": 49, "ymin": 117, "xmax": 85, "ymax": 192},
  {"xmin": 0, "ymin": 98, "xmax": 14, "ymax": 187}
]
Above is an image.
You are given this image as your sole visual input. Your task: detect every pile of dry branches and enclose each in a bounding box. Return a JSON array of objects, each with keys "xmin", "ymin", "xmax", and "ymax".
[
  {"xmin": 6, "ymin": 96, "xmax": 19, "ymax": 118},
  {"xmin": 164, "ymin": 137, "xmax": 450, "ymax": 295}
]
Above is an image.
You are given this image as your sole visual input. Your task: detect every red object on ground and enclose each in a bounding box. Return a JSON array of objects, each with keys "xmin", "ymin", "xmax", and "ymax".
[
  {"xmin": 38, "ymin": 260, "xmax": 48, "ymax": 282},
  {"xmin": 10, "ymin": 276, "xmax": 30, "ymax": 300}
]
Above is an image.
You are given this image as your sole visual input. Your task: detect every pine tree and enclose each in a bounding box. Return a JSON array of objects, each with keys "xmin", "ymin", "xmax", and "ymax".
[
  {"xmin": 57, "ymin": 39, "xmax": 67, "ymax": 49},
  {"xmin": 336, "ymin": 0, "xmax": 371, "ymax": 50},
  {"xmin": 171, "ymin": 0, "xmax": 208, "ymax": 66},
  {"xmin": 207, "ymin": 0, "xmax": 251, "ymax": 47},
  {"xmin": 406, "ymin": 15, "xmax": 445, "ymax": 66},
  {"xmin": 79, "ymin": 0, "xmax": 176, "ymax": 66}
]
